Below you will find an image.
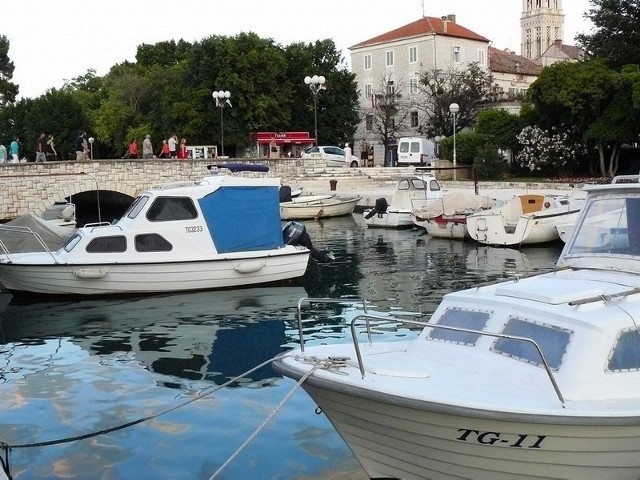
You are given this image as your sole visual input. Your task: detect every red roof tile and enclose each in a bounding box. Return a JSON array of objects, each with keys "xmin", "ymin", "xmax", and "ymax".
[
  {"xmin": 350, "ymin": 16, "xmax": 490, "ymax": 49},
  {"xmin": 489, "ymin": 47, "xmax": 542, "ymax": 75}
]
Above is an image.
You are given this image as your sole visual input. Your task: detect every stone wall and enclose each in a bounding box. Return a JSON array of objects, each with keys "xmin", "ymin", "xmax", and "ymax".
[{"xmin": 0, "ymin": 157, "xmax": 324, "ymax": 220}]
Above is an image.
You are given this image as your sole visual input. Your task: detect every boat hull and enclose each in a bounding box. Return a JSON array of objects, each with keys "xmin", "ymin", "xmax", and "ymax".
[
  {"xmin": 0, "ymin": 250, "xmax": 309, "ymax": 295},
  {"xmin": 299, "ymin": 380, "xmax": 640, "ymax": 480},
  {"xmin": 363, "ymin": 210, "xmax": 414, "ymax": 229},
  {"xmin": 423, "ymin": 215, "xmax": 469, "ymax": 239}
]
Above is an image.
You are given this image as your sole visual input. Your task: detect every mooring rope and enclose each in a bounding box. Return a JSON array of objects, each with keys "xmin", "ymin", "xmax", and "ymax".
[
  {"xmin": 208, "ymin": 363, "xmax": 319, "ymax": 479},
  {"xmin": 0, "ymin": 353, "xmax": 294, "ymax": 477},
  {"xmin": 1, "ymin": 351, "xmax": 344, "ymax": 479}
]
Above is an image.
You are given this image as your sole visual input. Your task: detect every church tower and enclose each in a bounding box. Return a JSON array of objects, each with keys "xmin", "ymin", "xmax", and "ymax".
[{"xmin": 521, "ymin": 0, "xmax": 565, "ymax": 60}]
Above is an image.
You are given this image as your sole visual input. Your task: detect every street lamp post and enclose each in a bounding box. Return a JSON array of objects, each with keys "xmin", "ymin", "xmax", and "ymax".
[
  {"xmin": 212, "ymin": 90, "xmax": 232, "ymax": 157},
  {"xmin": 449, "ymin": 103, "xmax": 460, "ymax": 180},
  {"xmin": 88, "ymin": 137, "xmax": 94, "ymax": 160},
  {"xmin": 434, "ymin": 135, "xmax": 445, "ymax": 159},
  {"xmin": 304, "ymin": 75, "xmax": 325, "ymax": 146}
]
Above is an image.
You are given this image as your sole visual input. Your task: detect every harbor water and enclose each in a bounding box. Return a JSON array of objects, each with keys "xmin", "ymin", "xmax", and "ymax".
[{"xmin": 0, "ymin": 215, "xmax": 563, "ymax": 479}]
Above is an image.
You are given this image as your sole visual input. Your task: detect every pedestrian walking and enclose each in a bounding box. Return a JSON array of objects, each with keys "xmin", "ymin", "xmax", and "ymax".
[
  {"xmin": 35, "ymin": 132, "xmax": 47, "ymax": 162},
  {"xmin": 168, "ymin": 134, "xmax": 178, "ymax": 159},
  {"xmin": 128, "ymin": 138, "xmax": 138, "ymax": 159},
  {"xmin": 159, "ymin": 140, "xmax": 170, "ymax": 158},
  {"xmin": 142, "ymin": 134, "xmax": 153, "ymax": 159},
  {"xmin": 75, "ymin": 131, "xmax": 86, "ymax": 161},
  {"xmin": 9, "ymin": 135, "xmax": 20, "ymax": 163},
  {"xmin": 46, "ymin": 134, "xmax": 57, "ymax": 161},
  {"xmin": 177, "ymin": 138, "xmax": 188, "ymax": 159}
]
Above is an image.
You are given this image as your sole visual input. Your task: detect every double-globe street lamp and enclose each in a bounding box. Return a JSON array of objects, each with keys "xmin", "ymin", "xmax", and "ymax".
[
  {"xmin": 304, "ymin": 75, "xmax": 325, "ymax": 146},
  {"xmin": 212, "ymin": 90, "xmax": 232, "ymax": 157},
  {"xmin": 449, "ymin": 102, "xmax": 460, "ymax": 181}
]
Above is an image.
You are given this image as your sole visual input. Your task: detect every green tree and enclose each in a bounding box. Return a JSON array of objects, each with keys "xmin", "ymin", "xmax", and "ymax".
[
  {"xmin": 525, "ymin": 59, "xmax": 640, "ymax": 176},
  {"xmin": 577, "ymin": 0, "xmax": 640, "ymax": 69},
  {"xmin": 0, "ymin": 35, "xmax": 19, "ymax": 108},
  {"xmin": 285, "ymin": 39, "xmax": 359, "ymax": 146},
  {"xmin": 475, "ymin": 108, "xmax": 523, "ymax": 152}
]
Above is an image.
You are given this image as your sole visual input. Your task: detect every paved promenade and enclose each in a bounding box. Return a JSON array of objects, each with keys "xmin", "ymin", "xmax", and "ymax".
[{"xmin": 292, "ymin": 167, "xmax": 587, "ymax": 208}]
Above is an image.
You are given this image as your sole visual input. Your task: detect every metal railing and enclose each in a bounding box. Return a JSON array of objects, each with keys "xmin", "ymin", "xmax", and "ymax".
[
  {"xmin": 0, "ymin": 225, "xmax": 59, "ymax": 263},
  {"xmin": 294, "ymin": 298, "xmax": 565, "ymax": 406}
]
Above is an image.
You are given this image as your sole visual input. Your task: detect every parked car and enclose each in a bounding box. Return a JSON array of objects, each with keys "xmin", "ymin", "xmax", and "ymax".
[{"xmin": 302, "ymin": 146, "xmax": 360, "ymax": 167}]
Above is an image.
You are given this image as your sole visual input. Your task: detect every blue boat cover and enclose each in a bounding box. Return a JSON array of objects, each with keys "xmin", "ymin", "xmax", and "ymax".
[{"xmin": 198, "ymin": 185, "xmax": 284, "ymax": 253}]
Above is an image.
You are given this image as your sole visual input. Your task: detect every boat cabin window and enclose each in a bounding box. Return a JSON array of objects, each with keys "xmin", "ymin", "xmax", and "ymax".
[
  {"xmin": 124, "ymin": 195, "xmax": 150, "ymax": 220},
  {"xmin": 146, "ymin": 197, "xmax": 198, "ymax": 222},
  {"xmin": 135, "ymin": 234, "xmax": 172, "ymax": 252},
  {"xmin": 607, "ymin": 328, "xmax": 640, "ymax": 372},
  {"xmin": 427, "ymin": 308, "xmax": 490, "ymax": 346},
  {"xmin": 63, "ymin": 233, "xmax": 82, "ymax": 252},
  {"xmin": 86, "ymin": 236, "xmax": 127, "ymax": 253},
  {"xmin": 492, "ymin": 318, "xmax": 572, "ymax": 370},
  {"xmin": 399, "ymin": 178, "xmax": 427, "ymax": 191},
  {"xmin": 429, "ymin": 179, "xmax": 441, "ymax": 191},
  {"xmin": 568, "ymin": 196, "xmax": 640, "ymax": 256}
]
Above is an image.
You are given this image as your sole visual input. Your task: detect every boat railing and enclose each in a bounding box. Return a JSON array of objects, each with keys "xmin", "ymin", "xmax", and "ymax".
[
  {"xmin": 0, "ymin": 225, "xmax": 59, "ymax": 263},
  {"xmin": 345, "ymin": 313, "xmax": 565, "ymax": 405},
  {"xmin": 83, "ymin": 222, "xmax": 115, "ymax": 231},
  {"xmin": 149, "ymin": 181, "xmax": 199, "ymax": 190},
  {"xmin": 296, "ymin": 297, "xmax": 370, "ymax": 353}
]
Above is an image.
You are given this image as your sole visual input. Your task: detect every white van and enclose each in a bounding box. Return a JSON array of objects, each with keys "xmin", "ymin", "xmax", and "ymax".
[{"xmin": 397, "ymin": 137, "xmax": 435, "ymax": 166}]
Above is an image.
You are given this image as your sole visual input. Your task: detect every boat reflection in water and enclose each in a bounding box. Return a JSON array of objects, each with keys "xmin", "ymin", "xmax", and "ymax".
[
  {"xmin": 0, "ymin": 287, "xmax": 306, "ymax": 383},
  {"xmin": 0, "ymin": 286, "xmax": 373, "ymax": 480}
]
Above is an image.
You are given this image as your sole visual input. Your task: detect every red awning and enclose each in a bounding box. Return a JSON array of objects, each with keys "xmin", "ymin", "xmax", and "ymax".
[{"xmin": 256, "ymin": 132, "xmax": 315, "ymax": 144}]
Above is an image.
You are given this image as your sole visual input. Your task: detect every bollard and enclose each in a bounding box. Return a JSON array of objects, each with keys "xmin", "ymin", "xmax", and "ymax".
[{"xmin": 329, "ymin": 179, "xmax": 338, "ymax": 191}]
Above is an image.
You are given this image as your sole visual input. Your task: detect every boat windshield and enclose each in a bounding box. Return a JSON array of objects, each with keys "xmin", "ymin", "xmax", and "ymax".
[{"xmin": 567, "ymin": 196, "xmax": 640, "ymax": 257}]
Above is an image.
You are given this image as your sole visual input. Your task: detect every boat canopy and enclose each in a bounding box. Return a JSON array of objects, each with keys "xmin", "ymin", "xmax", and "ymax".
[
  {"xmin": 199, "ymin": 185, "xmax": 283, "ymax": 253},
  {"xmin": 208, "ymin": 163, "xmax": 270, "ymax": 173}
]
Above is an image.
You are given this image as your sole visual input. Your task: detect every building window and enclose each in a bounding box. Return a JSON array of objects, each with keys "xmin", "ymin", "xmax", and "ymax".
[
  {"xmin": 409, "ymin": 77, "xmax": 419, "ymax": 94},
  {"xmin": 409, "ymin": 46, "xmax": 418, "ymax": 64},
  {"xmin": 453, "ymin": 46, "xmax": 462, "ymax": 63},
  {"xmin": 364, "ymin": 83, "xmax": 372, "ymax": 99},
  {"xmin": 364, "ymin": 54, "xmax": 372, "ymax": 71},
  {"xmin": 410, "ymin": 111, "xmax": 419, "ymax": 128},
  {"xmin": 386, "ymin": 80, "xmax": 395, "ymax": 95},
  {"xmin": 477, "ymin": 49, "xmax": 486, "ymax": 66},
  {"xmin": 409, "ymin": 78, "xmax": 418, "ymax": 95},
  {"xmin": 365, "ymin": 115, "xmax": 373, "ymax": 131},
  {"xmin": 385, "ymin": 50, "xmax": 394, "ymax": 67}
]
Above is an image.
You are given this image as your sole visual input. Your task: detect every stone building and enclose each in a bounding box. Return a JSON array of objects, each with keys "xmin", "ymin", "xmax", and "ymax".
[
  {"xmin": 349, "ymin": 15, "xmax": 490, "ymax": 165},
  {"xmin": 348, "ymin": 3, "xmax": 583, "ymax": 163}
]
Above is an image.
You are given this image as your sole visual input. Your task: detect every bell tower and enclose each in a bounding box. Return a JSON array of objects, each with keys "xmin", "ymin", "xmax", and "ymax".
[{"xmin": 521, "ymin": 0, "xmax": 564, "ymax": 60}]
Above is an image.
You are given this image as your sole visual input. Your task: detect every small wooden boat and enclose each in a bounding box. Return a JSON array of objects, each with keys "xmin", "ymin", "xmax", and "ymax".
[
  {"xmin": 274, "ymin": 175, "xmax": 640, "ymax": 479},
  {"xmin": 280, "ymin": 194, "xmax": 360, "ymax": 220},
  {"xmin": 466, "ymin": 193, "xmax": 583, "ymax": 246}
]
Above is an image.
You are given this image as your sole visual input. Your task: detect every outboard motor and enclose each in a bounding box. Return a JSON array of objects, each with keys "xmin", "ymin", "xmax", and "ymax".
[
  {"xmin": 365, "ymin": 197, "xmax": 389, "ymax": 219},
  {"xmin": 279, "ymin": 185, "xmax": 293, "ymax": 203},
  {"xmin": 283, "ymin": 221, "xmax": 335, "ymax": 263}
]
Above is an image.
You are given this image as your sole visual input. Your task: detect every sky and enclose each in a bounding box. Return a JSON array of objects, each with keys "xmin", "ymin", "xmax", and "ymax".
[{"xmin": 5, "ymin": 0, "xmax": 593, "ymax": 100}]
